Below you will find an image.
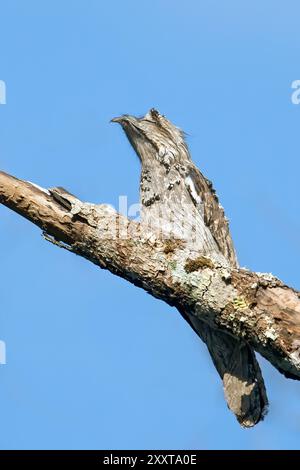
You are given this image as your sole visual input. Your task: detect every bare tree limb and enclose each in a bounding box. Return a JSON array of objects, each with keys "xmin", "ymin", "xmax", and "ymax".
[{"xmin": 1, "ymin": 169, "xmax": 300, "ymax": 387}]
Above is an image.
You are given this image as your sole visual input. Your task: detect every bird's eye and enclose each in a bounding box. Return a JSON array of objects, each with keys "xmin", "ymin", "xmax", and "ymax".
[{"xmin": 150, "ymin": 108, "xmax": 160, "ymax": 117}]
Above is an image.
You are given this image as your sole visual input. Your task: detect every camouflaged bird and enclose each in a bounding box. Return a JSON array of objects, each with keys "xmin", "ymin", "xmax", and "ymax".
[{"xmin": 112, "ymin": 108, "xmax": 268, "ymax": 427}]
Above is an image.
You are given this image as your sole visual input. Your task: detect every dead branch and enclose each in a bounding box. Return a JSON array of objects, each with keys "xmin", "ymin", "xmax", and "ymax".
[{"xmin": 1, "ymin": 169, "xmax": 300, "ymax": 386}]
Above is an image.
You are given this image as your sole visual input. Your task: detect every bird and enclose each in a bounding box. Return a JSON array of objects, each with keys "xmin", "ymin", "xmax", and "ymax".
[{"xmin": 111, "ymin": 108, "xmax": 268, "ymax": 427}]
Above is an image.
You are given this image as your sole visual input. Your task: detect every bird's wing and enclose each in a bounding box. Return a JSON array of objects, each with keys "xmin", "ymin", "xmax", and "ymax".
[
  {"xmin": 185, "ymin": 164, "xmax": 238, "ymax": 267},
  {"xmin": 182, "ymin": 311, "xmax": 268, "ymax": 427}
]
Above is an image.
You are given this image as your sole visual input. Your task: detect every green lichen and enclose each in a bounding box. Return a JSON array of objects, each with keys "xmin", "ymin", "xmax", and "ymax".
[
  {"xmin": 169, "ymin": 260, "xmax": 177, "ymax": 270},
  {"xmin": 232, "ymin": 296, "xmax": 249, "ymax": 311}
]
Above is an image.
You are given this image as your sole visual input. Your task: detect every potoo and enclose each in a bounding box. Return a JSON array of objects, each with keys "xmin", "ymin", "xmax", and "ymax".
[{"xmin": 112, "ymin": 109, "xmax": 268, "ymax": 427}]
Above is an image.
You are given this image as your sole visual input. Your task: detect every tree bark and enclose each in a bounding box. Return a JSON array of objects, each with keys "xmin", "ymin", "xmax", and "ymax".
[{"xmin": 1, "ymin": 170, "xmax": 300, "ymax": 413}]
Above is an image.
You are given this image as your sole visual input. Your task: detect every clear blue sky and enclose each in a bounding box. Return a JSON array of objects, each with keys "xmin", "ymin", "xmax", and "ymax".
[{"xmin": 0, "ymin": 0, "xmax": 300, "ymax": 450}]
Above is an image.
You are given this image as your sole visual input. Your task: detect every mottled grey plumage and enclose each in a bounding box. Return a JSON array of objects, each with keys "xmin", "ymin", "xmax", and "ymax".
[
  {"xmin": 112, "ymin": 108, "xmax": 268, "ymax": 426},
  {"xmin": 113, "ymin": 109, "xmax": 236, "ymax": 263}
]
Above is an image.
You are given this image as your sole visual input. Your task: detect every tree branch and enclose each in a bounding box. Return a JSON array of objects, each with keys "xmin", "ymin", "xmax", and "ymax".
[{"xmin": 1, "ymin": 169, "xmax": 300, "ymax": 383}]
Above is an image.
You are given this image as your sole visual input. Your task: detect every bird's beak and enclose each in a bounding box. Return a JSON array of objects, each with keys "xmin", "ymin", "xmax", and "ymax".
[
  {"xmin": 111, "ymin": 114, "xmax": 138, "ymax": 125},
  {"xmin": 110, "ymin": 116, "xmax": 124, "ymax": 124}
]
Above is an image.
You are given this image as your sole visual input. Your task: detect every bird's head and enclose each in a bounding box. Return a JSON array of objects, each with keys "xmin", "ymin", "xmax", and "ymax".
[{"xmin": 111, "ymin": 109, "xmax": 189, "ymax": 168}]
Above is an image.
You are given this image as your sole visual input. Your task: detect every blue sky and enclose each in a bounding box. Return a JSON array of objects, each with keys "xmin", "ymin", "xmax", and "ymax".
[{"xmin": 0, "ymin": 0, "xmax": 300, "ymax": 450}]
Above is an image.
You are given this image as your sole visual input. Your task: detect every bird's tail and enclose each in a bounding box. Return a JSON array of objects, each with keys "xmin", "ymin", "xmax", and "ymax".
[{"xmin": 186, "ymin": 315, "xmax": 268, "ymax": 427}]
